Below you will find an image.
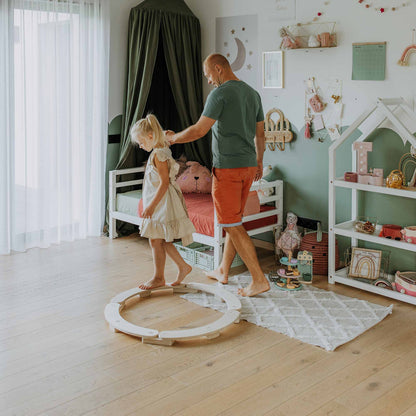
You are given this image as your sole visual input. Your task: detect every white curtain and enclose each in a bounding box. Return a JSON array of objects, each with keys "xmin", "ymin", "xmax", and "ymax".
[{"xmin": 0, "ymin": 0, "xmax": 109, "ymax": 254}]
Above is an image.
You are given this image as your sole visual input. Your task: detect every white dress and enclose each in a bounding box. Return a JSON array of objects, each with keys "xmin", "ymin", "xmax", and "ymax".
[{"xmin": 140, "ymin": 147, "xmax": 195, "ymax": 246}]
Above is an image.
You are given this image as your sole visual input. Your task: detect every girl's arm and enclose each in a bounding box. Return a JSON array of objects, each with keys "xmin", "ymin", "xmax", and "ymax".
[{"xmin": 142, "ymin": 155, "xmax": 170, "ymax": 219}]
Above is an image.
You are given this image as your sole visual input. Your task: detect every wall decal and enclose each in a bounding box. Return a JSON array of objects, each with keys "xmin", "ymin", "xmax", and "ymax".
[{"xmin": 216, "ymin": 15, "xmax": 258, "ymax": 88}]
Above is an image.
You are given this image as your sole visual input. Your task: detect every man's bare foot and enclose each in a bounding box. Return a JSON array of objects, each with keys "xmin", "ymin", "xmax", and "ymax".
[
  {"xmin": 237, "ymin": 280, "xmax": 270, "ymax": 297},
  {"xmin": 205, "ymin": 268, "xmax": 228, "ymax": 284},
  {"xmin": 170, "ymin": 263, "xmax": 192, "ymax": 286},
  {"xmin": 139, "ymin": 276, "xmax": 166, "ymax": 290}
]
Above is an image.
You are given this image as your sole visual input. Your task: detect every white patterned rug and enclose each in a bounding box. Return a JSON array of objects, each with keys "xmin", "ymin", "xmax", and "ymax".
[{"xmin": 181, "ymin": 273, "xmax": 393, "ymax": 351}]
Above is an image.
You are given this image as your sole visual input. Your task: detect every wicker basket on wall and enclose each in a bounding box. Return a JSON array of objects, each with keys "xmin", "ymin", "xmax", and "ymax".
[{"xmin": 299, "ymin": 232, "xmax": 339, "ymax": 276}]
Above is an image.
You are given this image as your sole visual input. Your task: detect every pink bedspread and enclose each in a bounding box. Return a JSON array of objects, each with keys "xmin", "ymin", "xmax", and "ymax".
[{"xmin": 139, "ymin": 193, "xmax": 277, "ymax": 237}]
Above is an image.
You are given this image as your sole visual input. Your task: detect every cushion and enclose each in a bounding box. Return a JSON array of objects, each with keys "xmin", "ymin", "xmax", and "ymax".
[{"xmin": 176, "ymin": 161, "xmax": 212, "ymax": 193}]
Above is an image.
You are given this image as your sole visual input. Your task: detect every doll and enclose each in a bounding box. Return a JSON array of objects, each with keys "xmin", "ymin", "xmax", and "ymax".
[{"xmin": 276, "ymin": 212, "xmax": 302, "ymax": 260}]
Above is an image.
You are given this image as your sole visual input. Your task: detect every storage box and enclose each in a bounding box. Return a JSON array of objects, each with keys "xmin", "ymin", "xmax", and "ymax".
[
  {"xmin": 173, "ymin": 242, "xmax": 244, "ymax": 271},
  {"xmin": 173, "ymin": 242, "xmax": 210, "ymax": 264}
]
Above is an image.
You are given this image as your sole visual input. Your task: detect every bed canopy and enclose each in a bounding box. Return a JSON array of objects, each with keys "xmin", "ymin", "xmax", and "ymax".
[{"xmin": 116, "ymin": 0, "xmax": 212, "ymax": 171}]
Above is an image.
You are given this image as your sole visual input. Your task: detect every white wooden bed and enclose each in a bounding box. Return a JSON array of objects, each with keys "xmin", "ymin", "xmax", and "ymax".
[{"xmin": 109, "ymin": 166, "xmax": 283, "ymax": 269}]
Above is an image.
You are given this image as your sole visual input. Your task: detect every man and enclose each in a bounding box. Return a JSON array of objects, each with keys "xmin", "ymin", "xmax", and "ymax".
[{"xmin": 166, "ymin": 53, "xmax": 269, "ymax": 297}]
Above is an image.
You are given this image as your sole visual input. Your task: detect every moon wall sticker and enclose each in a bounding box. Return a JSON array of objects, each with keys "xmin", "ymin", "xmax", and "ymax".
[
  {"xmin": 216, "ymin": 15, "xmax": 258, "ymax": 88},
  {"xmin": 230, "ymin": 38, "xmax": 246, "ymax": 71}
]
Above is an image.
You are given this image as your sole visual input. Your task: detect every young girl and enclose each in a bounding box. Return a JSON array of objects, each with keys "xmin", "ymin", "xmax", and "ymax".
[{"xmin": 130, "ymin": 114, "xmax": 196, "ymax": 290}]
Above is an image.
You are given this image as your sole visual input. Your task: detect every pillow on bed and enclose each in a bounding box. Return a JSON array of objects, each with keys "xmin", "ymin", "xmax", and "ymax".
[{"xmin": 177, "ymin": 161, "xmax": 212, "ymax": 193}]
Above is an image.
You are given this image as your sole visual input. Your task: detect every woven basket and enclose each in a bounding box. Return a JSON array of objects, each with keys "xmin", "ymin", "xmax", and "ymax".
[{"xmin": 299, "ymin": 232, "xmax": 339, "ymax": 276}]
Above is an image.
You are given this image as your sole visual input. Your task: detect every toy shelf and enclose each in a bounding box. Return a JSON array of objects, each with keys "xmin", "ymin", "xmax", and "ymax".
[
  {"xmin": 333, "ymin": 267, "xmax": 416, "ymax": 306},
  {"xmin": 333, "ymin": 179, "xmax": 416, "ymax": 199},
  {"xmin": 328, "ymin": 98, "xmax": 416, "ymax": 306},
  {"xmin": 333, "ymin": 221, "xmax": 416, "ymax": 252}
]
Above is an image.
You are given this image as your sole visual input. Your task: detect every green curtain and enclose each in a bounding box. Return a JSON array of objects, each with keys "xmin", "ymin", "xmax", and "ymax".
[
  {"xmin": 161, "ymin": 12, "xmax": 211, "ymax": 167},
  {"xmin": 117, "ymin": 8, "xmax": 161, "ymax": 169},
  {"xmin": 116, "ymin": 0, "xmax": 211, "ymax": 171}
]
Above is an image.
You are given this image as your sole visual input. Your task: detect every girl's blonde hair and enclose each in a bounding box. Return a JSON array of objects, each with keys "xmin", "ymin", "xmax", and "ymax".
[{"xmin": 130, "ymin": 114, "xmax": 167, "ymax": 148}]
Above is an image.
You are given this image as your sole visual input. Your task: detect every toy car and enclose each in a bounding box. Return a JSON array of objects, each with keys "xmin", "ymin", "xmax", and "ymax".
[{"xmin": 379, "ymin": 224, "xmax": 403, "ymax": 241}]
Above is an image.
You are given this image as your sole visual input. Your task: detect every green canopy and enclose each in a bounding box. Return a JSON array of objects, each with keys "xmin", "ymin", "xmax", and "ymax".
[{"xmin": 116, "ymin": 0, "xmax": 212, "ymax": 171}]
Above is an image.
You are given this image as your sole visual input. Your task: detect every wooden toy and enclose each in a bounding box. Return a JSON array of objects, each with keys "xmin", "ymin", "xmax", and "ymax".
[
  {"xmin": 353, "ymin": 142, "xmax": 372, "ymax": 175},
  {"xmin": 104, "ymin": 283, "xmax": 241, "ymax": 345},
  {"xmin": 297, "ymin": 250, "xmax": 313, "ymax": 283},
  {"xmin": 378, "ymin": 224, "xmax": 403, "ymax": 241},
  {"xmin": 344, "ymin": 172, "xmax": 358, "ymax": 182}
]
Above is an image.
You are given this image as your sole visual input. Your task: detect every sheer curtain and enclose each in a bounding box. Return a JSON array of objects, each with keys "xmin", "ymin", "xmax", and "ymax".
[{"xmin": 0, "ymin": 0, "xmax": 109, "ymax": 254}]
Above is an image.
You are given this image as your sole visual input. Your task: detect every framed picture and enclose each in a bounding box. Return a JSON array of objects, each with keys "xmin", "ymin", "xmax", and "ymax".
[
  {"xmin": 349, "ymin": 247, "xmax": 382, "ymax": 280},
  {"xmin": 262, "ymin": 51, "xmax": 283, "ymax": 89}
]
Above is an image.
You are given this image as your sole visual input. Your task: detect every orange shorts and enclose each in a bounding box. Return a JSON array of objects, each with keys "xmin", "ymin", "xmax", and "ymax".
[{"xmin": 212, "ymin": 166, "xmax": 257, "ymax": 226}]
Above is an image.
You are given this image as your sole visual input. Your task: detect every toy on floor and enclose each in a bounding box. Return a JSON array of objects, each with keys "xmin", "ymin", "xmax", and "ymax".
[
  {"xmin": 297, "ymin": 250, "xmax": 313, "ymax": 283},
  {"xmin": 105, "ymin": 283, "xmax": 241, "ymax": 345},
  {"xmin": 276, "ymin": 212, "xmax": 302, "ymax": 258}
]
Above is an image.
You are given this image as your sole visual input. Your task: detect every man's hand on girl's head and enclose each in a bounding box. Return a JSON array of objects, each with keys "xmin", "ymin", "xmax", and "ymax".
[{"xmin": 164, "ymin": 130, "xmax": 175, "ymax": 145}]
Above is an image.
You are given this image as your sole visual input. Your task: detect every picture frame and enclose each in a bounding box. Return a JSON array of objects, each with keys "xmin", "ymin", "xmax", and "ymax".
[
  {"xmin": 262, "ymin": 51, "xmax": 283, "ymax": 89},
  {"xmin": 349, "ymin": 247, "xmax": 382, "ymax": 280}
]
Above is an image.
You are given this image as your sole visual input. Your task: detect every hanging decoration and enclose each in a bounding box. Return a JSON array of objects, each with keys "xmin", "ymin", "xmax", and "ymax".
[
  {"xmin": 398, "ymin": 29, "xmax": 416, "ymax": 66},
  {"xmin": 356, "ymin": 0, "xmax": 409, "ymax": 13}
]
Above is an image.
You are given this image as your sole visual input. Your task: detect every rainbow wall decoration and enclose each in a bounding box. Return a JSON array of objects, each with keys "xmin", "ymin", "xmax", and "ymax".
[{"xmin": 398, "ymin": 44, "xmax": 416, "ymax": 66}]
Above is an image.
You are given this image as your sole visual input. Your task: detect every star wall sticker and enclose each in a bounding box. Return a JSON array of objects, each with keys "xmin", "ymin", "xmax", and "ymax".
[
  {"xmin": 224, "ymin": 42, "xmax": 228, "ymax": 47},
  {"xmin": 231, "ymin": 29, "xmax": 235, "ymax": 34},
  {"xmin": 247, "ymin": 64, "xmax": 252, "ymax": 70}
]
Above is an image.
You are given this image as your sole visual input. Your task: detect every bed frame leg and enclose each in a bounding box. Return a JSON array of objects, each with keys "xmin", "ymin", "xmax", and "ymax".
[{"xmin": 109, "ymin": 217, "xmax": 117, "ymax": 239}]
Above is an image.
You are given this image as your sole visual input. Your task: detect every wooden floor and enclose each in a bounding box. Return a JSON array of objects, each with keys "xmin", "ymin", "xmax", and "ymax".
[{"xmin": 1, "ymin": 234, "xmax": 416, "ymax": 416}]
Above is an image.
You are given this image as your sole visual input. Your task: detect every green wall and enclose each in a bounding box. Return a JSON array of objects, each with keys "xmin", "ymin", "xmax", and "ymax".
[{"xmin": 262, "ymin": 125, "xmax": 416, "ymax": 274}]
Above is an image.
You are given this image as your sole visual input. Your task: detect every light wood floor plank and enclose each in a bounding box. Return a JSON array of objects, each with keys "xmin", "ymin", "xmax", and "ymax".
[{"xmin": 0, "ymin": 235, "xmax": 414, "ymax": 416}]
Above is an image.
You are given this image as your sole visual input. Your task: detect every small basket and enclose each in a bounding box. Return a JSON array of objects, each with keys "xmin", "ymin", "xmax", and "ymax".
[
  {"xmin": 353, "ymin": 216, "xmax": 377, "ymax": 234},
  {"xmin": 195, "ymin": 247, "xmax": 244, "ymax": 271},
  {"xmin": 173, "ymin": 242, "xmax": 211, "ymax": 264},
  {"xmin": 174, "ymin": 242, "xmax": 244, "ymax": 271}
]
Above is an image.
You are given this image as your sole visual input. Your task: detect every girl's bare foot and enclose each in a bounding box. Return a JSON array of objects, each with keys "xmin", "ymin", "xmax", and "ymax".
[
  {"xmin": 206, "ymin": 268, "xmax": 228, "ymax": 284},
  {"xmin": 237, "ymin": 280, "xmax": 270, "ymax": 297},
  {"xmin": 170, "ymin": 263, "xmax": 192, "ymax": 286},
  {"xmin": 139, "ymin": 276, "xmax": 166, "ymax": 290}
]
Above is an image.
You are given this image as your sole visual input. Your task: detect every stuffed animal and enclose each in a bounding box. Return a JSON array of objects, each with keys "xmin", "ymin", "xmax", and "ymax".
[{"xmin": 176, "ymin": 161, "xmax": 212, "ymax": 193}]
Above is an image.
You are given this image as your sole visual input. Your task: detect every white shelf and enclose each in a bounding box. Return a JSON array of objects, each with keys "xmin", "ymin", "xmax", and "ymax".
[
  {"xmin": 333, "ymin": 179, "xmax": 416, "ymax": 199},
  {"xmin": 333, "ymin": 221, "xmax": 416, "ymax": 252},
  {"xmin": 329, "ymin": 99, "xmax": 416, "ymax": 306},
  {"xmin": 331, "ymin": 267, "xmax": 416, "ymax": 306}
]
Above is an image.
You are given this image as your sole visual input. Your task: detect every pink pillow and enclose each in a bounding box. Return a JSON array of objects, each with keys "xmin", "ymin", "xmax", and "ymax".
[{"xmin": 177, "ymin": 161, "xmax": 212, "ymax": 193}]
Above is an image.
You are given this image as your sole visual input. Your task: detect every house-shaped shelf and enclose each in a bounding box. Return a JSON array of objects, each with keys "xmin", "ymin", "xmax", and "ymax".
[{"xmin": 328, "ymin": 97, "xmax": 416, "ymax": 305}]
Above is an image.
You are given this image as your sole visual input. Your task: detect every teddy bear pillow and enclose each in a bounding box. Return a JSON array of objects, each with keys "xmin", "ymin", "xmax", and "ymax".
[{"xmin": 176, "ymin": 161, "xmax": 212, "ymax": 193}]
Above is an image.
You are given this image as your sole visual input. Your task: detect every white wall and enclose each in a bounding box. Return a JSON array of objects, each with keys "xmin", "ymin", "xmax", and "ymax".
[
  {"xmin": 185, "ymin": 0, "xmax": 416, "ymax": 128},
  {"xmin": 109, "ymin": 0, "xmax": 416, "ymax": 127}
]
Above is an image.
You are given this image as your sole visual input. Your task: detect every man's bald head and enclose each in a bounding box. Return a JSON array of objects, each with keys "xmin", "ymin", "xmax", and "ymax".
[{"xmin": 204, "ymin": 54, "xmax": 231, "ymax": 70}]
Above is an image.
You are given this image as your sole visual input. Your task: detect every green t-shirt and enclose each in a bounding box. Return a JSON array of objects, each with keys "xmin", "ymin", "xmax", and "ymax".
[{"xmin": 202, "ymin": 80, "xmax": 264, "ymax": 169}]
